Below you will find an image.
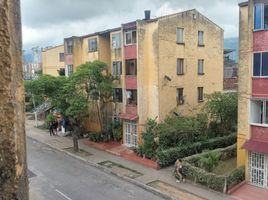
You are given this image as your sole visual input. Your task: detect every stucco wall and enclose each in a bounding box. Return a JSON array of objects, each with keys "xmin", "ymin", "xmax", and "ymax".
[
  {"xmin": 237, "ymin": 1, "xmax": 253, "ymax": 173},
  {"xmin": 42, "ymin": 45, "xmax": 64, "ymax": 76},
  {"xmin": 157, "ymin": 10, "xmax": 223, "ymax": 121},
  {"xmin": 0, "ymin": 0, "xmax": 28, "ymax": 199}
]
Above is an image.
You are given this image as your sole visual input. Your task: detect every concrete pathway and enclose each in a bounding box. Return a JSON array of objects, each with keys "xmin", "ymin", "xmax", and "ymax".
[
  {"xmin": 230, "ymin": 183, "xmax": 268, "ymax": 200},
  {"xmin": 26, "ymin": 119, "xmax": 234, "ymax": 200}
]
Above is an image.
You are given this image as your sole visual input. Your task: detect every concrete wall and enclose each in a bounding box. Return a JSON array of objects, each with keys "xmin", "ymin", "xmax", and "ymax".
[
  {"xmin": 157, "ymin": 10, "xmax": 223, "ymax": 121},
  {"xmin": 237, "ymin": 1, "xmax": 253, "ymax": 180},
  {"xmin": 0, "ymin": 0, "xmax": 28, "ymax": 199},
  {"xmin": 42, "ymin": 45, "xmax": 64, "ymax": 76}
]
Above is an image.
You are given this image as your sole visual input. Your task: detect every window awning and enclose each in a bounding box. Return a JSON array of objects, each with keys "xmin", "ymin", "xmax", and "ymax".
[
  {"xmin": 242, "ymin": 140, "xmax": 268, "ymax": 154},
  {"xmin": 118, "ymin": 113, "xmax": 138, "ymax": 121}
]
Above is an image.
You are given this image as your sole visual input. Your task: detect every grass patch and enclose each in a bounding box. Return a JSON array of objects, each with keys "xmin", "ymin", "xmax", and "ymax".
[
  {"xmin": 212, "ymin": 157, "xmax": 236, "ymax": 175},
  {"xmin": 63, "ymin": 147, "xmax": 92, "ymax": 157},
  {"xmin": 98, "ymin": 160, "xmax": 143, "ymax": 179}
]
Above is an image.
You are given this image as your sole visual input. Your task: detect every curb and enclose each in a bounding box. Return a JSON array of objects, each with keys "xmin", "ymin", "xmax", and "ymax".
[{"xmin": 27, "ymin": 136, "xmax": 178, "ymax": 200}]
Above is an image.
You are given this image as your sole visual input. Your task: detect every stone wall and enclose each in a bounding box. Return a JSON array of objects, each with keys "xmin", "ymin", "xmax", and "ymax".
[{"xmin": 0, "ymin": 0, "xmax": 28, "ymax": 199}]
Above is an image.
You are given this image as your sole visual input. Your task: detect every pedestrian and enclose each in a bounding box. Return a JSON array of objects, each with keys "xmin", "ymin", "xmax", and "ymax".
[
  {"xmin": 174, "ymin": 159, "xmax": 185, "ymax": 183},
  {"xmin": 49, "ymin": 121, "xmax": 54, "ymax": 136},
  {"xmin": 52, "ymin": 120, "xmax": 58, "ymax": 136}
]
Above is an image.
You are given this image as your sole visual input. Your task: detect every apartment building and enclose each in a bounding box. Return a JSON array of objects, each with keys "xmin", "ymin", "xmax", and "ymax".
[
  {"xmin": 42, "ymin": 45, "xmax": 65, "ymax": 76},
  {"xmin": 237, "ymin": 0, "xmax": 268, "ymax": 190},
  {"xmin": 63, "ymin": 9, "xmax": 223, "ymax": 147}
]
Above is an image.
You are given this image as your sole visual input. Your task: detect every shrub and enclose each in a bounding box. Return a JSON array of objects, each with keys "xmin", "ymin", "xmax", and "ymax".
[
  {"xmin": 199, "ymin": 151, "xmax": 221, "ymax": 172},
  {"xmin": 88, "ymin": 132, "xmax": 103, "ymax": 142},
  {"xmin": 45, "ymin": 114, "xmax": 55, "ymax": 129},
  {"xmin": 157, "ymin": 116, "xmax": 208, "ymax": 149},
  {"xmin": 110, "ymin": 120, "xmax": 122, "ymax": 142},
  {"xmin": 156, "ymin": 133, "xmax": 236, "ymax": 167},
  {"xmin": 180, "ymin": 145, "xmax": 245, "ymax": 193}
]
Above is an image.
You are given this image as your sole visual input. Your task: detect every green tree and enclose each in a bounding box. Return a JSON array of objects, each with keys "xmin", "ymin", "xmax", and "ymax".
[
  {"xmin": 204, "ymin": 92, "xmax": 238, "ymax": 134},
  {"xmin": 69, "ymin": 61, "xmax": 114, "ymax": 133}
]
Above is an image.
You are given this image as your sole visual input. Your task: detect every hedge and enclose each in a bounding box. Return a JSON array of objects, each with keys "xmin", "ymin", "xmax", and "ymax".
[
  {"xmin": 179, "ymin": 144, "xmax": 245, "ymax": 193},
  {"xmin": 156, "ymin": 133, "xmax": 236, "ymax": 167}
]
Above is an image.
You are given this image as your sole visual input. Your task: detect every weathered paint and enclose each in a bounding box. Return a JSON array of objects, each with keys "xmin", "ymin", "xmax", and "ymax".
[
  {"xmin": 124, "ymin": 45, "xmax": 137, "ymax": 60},
  {"xmin": 237, "ymin": 0, "xmax": 253, "ymax": 170},
  {"xmin": 125, "ymin": 75, "xmax": 137, "ymax": 89},
  {"xmin": 253, "ymin": 31, "xmax": 268, "ymax": 52},
  {"xmin": 0, "ymin": 0, "xmax": 28, "ymax": 199},
  {"xmin": 42, "ymin": 45, "xmax": 64, "ymax": 76},
  {"xmin": 252, "ymin": 77, "xmax": 268, "ymax": 97},
  {"xmin": 251, "ymin": 125, "xmax": 268, "ymax": 142}
]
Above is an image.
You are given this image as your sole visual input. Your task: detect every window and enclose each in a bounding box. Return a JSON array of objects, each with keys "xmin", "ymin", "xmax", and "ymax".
[
  {"xmin": 126, "ymin": 90, "xmax": 137, "ymax": 105},
  {"xmin": 176, "ymin": 28, "xmax": 184, "ymax": 44},
  {"xmin": 176, "ymin": 88, "xmax": 184, "ymax": 104},
  {"xmin": 112, "ymin": 61, "xmax": 122, "ymax": 76},
  {"xmin": 66, "ymin": 64, "xmax": 73, "ymax": 77},
  {"xmin": 198, "ymin": 87, "xmax": 204, "ymax": 102},
  {"xmin": 198, "ymin": 31, "xmax": 204, "ymax": 46},
  {"xmin": 253, "ymin": 52, "xmax": 268, "ymax": 77},
  {"xmin": 177, "ymin": 58, "xmax": 184, "ymax": 75},
  {"xmin": 125, "ymin": 30, "xmax": 136, "ymax": 45},
  {"xmin": 59, "ymin": 53, "xmax": 64, "ymax": 62},
  {"xmin": 251, "ymin": 100, "xmax": 268, "ymax": 125},
  {"xmin": 112, "ymin": 33, "xmax": 122, "ymax": 49},
  {"xmin": 114, "ymin": 88, "xmax": 122, "ymax": 102},
  {"xmin": 66, "ymin": 40, "xmax": 73, "ymax": 54},
  {"xmin": 198, "ymin": 59, "xmax": 204, "ymax": 75},
  {"xmin": 254, "ymin": 4, "xmax": 268, "ymax": 30},
  {"xmin": 126, "ymin": 59, "xmax": 137, "ymax": 75},
  {"xmin": 88, "ymin": 38, "xmax": 98, "ymax": 52}
]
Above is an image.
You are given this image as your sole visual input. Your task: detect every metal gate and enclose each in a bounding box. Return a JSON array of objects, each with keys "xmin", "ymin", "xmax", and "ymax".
[{"xmin": 249, "ymin": 152, "xmax": 268, "ymax": 189}]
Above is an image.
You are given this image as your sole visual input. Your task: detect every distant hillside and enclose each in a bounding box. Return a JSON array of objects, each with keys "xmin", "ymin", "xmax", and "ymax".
[{"xmin": 224, "ymin": 37, "xmax": 238, "ymax": 61}]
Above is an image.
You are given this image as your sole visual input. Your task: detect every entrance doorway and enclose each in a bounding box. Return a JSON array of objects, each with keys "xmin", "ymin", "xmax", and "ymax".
[{"xmin": 124, "ymin": 121, "xmax": 137, "ymax": 147}]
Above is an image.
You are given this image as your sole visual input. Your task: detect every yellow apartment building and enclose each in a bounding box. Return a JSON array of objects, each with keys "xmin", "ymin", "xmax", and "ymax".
[
  {"xmin": 237, "ymin": 0, "xmax": 268, "ymax": 189},
  {"xmin": 63, "ymin": 9, "xmax": 223, "ymax": 147},
  {"xmin": 42, "ymin": 45, "xmax": 65, "ymax": 76}
]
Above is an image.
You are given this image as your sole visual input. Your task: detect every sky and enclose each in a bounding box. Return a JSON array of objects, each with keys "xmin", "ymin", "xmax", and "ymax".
[{"xmin": 21, "ymin": 0, "xmax": 240, "ymax": 50}]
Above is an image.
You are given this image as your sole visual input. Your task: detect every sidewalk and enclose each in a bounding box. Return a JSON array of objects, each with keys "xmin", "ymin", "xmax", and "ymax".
[{"xmin": 26, "ymin": 119, "xmax": 235, "ymax": 200}]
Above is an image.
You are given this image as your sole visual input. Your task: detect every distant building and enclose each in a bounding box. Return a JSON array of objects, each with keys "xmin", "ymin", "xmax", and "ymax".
[
  {"xmin": 23, "ymin": 47, "xmax": 42, "ymax": 80},
  {"xmin": 63, "ymin": 9, "xmax": 224, "ymax": 147},
  {"xmin": 223, "ymin": 49, "xmax": 238, "ymax": 91},
  {"xmin": 237, "ymin": 0, "xmax": 268, "ymax": 190},
  {"xmin": 42, "ymin": 45, "xmax": 65, "ymax": 76}
]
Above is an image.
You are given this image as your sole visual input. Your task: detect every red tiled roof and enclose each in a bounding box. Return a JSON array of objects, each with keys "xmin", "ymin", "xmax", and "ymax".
[
  {"xmin": 242, "ymin": 140, "xmax": 268, "ymax": 154},
  {"xmin": 118, "ymin": 113, "xmax": 138, "ymax": 121}
]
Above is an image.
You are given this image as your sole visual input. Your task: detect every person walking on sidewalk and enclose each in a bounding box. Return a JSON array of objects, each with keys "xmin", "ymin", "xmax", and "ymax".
[
  {"xmin": 49, "ymin": 121, "xmax": 54, "ymax": 136},
  {"xmin": 175, "ymin": 159, "xmax": 185, "ymax": 183}
]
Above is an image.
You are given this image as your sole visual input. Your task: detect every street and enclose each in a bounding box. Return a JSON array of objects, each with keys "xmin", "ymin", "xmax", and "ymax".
[{"xmin": 27, "ymin": 138, "xmax": 166, "ymax": 200}]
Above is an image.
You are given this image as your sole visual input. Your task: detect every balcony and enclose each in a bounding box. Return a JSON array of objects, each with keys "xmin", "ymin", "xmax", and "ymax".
[
  {"xmin": 251, "ymin": 125, "xmax": 268, "ymax": 143},
  {"xmin": 125, "ymin": 75, "xmax": 137, "ymax": 89},
  {"xmin": 126, "ymin": 104, "xmax": 137, "ymax": 115},
  {"xmin": 124, "ymin": 45, "xmax": 137, "ymax": 60},
  {"xmin": 252, "ymin": 77, "xmax": 268, "ymax": 98},
  {"xmin": 65, "ymin": 54, "xmax": 73, "ymax": 65}
]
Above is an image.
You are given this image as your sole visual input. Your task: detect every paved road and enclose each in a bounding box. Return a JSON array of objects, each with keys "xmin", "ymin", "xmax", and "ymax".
[{"xmin": 27, "ymin": 138, "xmax": 166, "ymax": 200}]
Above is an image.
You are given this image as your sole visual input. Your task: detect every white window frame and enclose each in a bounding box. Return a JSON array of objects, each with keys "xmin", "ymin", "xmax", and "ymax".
[
  {"xmin": 250, "ymin": 99, "xmax": 268, "ymax": 127},
  {"xmin": 176, "ymin": 88, "xmax": 184, "ymax": 104},
  {"xmin": 88, "ymin": 38, "xmax": 98, "ymax": 52},
  {"xmin": 177, "ymin": 58, "xmax": 184, "ymax": 75},
  {"xmin": 198, "ymin": 87, "xmax": 204, "ymax": 102},
  {"xmin": 112, "ymin": 33, "xmax": 122, "ymax": 49},
  {"xmin": 253, "ymin": 52, "xmax": 268, "ymax": 78},
  {"xmin": 254, "ymin": 3, "xmax": 268, "ymax": 31},
  {"xmin": 176, "ymin": 27, "xmax": 184, "ymax": 44},
  {"xmin": 112, "ymin": 61, "xmax": 122, "ymax": 76},
  {"xmin": 124, "ymin": 121, "xmax": 137, "ymax": 147},
  {"xmin": 198, "ymin": 31, "xmax": 204, "ymax": 46},
  {"xmin": 198, "ymin": 59, "xmax": 204, "ymax": 75},
  {"xmin": 249, "ymin": 152, "xmax": 268, "ymax": 189},
  {"xmin": 124, "ymin": 30, "xmax": 136, "ymax": 45}
]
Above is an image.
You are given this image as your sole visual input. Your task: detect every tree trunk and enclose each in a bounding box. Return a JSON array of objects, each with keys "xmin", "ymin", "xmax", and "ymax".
[
  {"xmin": 73, "ymin": 134, "xmax": 79, "ymax": 152},
  {"xmin": 96, "ymin": 102, "xmax": 103, "ymax": 133}
]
